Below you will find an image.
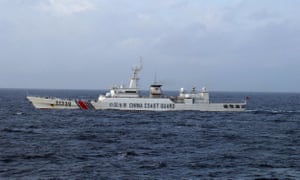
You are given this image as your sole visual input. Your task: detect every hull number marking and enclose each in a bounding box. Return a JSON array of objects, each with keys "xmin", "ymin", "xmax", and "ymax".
[{"xmin": 56, "ymin": 101, "xmax": 72, "ymax": 107}]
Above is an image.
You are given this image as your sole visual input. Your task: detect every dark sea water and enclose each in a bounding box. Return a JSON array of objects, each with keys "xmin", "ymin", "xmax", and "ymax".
[{"xmin": 0, "ymin": 89, "xmax": 300, "ymax": 179}]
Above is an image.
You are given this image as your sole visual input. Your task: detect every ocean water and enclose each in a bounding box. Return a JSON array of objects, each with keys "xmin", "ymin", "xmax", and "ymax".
[{"xmin": 0, "ymin": 89, "xmax": 300, "ymax": 179}]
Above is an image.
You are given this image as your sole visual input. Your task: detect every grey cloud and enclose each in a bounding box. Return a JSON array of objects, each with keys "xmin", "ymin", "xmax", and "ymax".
[{"xmin": 1, "ymin": 1, "xmax": 300, "ymax": 92}]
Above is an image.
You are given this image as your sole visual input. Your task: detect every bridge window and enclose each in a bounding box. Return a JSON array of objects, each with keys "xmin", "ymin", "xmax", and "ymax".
[{"xmin": 125, "ymin": 91, "xmax": 137, "ymax": 93}]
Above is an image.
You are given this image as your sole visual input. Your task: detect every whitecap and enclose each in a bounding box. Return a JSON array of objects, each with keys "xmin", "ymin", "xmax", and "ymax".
[{"xmin": 16, "ymin": 112, "xmax": 23, "ymax": 115}]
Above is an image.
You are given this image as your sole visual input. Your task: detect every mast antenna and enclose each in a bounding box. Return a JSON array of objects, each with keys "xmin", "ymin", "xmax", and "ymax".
[{"xmin": 129, "ymin": 56, "xmax": 143, "ymax": 88}]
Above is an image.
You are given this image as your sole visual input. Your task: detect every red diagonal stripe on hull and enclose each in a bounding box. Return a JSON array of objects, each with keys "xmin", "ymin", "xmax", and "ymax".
[{"xmin": 78, "ymin": 100, "xmax": 88, "ymax": 110}]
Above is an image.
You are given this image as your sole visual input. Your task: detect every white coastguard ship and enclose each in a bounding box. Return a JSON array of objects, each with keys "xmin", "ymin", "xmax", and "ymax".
[
  {"xmin": 90, "ymin": 63, "xmax": 247, "ymax": 112},
  {"xmin": 27, "ymin": 62, "xmax": 248, "ymax": 111}
]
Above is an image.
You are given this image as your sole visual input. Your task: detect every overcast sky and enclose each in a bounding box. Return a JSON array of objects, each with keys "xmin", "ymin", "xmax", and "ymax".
[{"xmin": 0, "ymin": 0, "xmax": 300, "ymax": 92}]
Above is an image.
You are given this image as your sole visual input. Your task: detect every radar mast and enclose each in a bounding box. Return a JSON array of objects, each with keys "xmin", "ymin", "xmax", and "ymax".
[{"xmin": 129, "ymin": 57, "xmax": 143, "ymax": 89}]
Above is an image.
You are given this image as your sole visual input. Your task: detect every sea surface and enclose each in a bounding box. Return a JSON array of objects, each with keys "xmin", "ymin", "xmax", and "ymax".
[{"xmin": 0, "ymin": 89, "xmax": 300, "ymax": 179}]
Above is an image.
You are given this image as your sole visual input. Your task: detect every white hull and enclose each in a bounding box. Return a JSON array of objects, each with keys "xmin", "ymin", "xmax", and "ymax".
[
  {"xmin": 27, "ymin": 96, "xmax": 80, "ymax": 109},
  {"xmin": 91, "ymin": 97, "xmax": 246, "ymax": 112}
]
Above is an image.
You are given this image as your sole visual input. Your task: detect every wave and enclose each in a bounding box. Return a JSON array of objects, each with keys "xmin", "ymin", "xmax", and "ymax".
[
  {"xmin": 246, "ymin": 109, "xmax": 300, "ymax": 114},
  {"xmin": 1, "ymin": 128, "xmax": 37, "ymax": 134}
]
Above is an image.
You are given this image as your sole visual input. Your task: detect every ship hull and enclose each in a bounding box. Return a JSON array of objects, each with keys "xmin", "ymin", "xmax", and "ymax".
[
  {"xmin": 91, "ymin": 97, "xmax": 246, "ymax": 112},
  {"xmin": 27, "ymin": 96, "xmax": 246, "ymax": 112},
  {"xmin": 27, "ymin": 96, "xmax": 79, "ymax": 109}
]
